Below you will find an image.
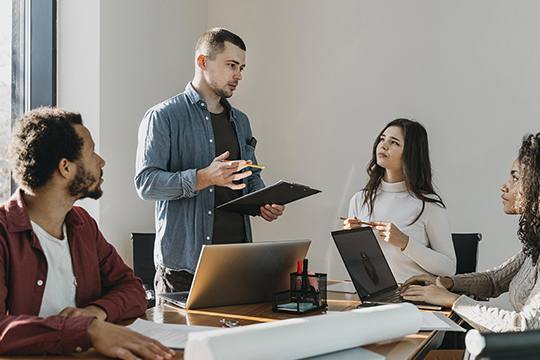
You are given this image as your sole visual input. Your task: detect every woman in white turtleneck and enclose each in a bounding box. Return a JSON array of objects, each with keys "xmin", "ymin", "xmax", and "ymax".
[{"xmin": 343, "ymin": 119, "xmax": 456, "ymax": 283}]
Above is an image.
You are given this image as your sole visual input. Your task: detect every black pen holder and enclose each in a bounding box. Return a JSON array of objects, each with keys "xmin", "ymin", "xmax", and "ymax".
[{"xmin": 272, "ymin": 272, "xmax": 327, "ymax": 314}]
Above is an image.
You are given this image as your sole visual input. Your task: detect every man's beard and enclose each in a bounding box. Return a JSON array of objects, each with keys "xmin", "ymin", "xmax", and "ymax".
[
  {"xmin": 68, "ymin": 165, "xmax": 103, "ymax": 200},
  {"xmin": 214, "ymin": 87, "xmax": 232, "ymax": 99},
  {"xmin": 210, "ymin": 81, "xmax": 233, "ymax": 99}
]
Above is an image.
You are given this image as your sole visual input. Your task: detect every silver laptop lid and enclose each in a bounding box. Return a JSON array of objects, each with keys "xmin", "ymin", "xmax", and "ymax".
[{"xmin": 185, "ymin": 240, "xmax": 310, "ymax": 309}]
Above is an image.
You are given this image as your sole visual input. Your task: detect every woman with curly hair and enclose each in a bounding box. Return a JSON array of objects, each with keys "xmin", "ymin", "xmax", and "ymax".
[
  {"xmin": 342, "ymin": 119, "xmax": 456, "ymax": 283},
  {"xmin": 401, "ymin": 133, "xmax": 540, "ymax": 332}
]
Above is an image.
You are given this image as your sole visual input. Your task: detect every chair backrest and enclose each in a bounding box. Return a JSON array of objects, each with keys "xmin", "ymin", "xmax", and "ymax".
[
  {"xmin": 452, "ymin": 233, "xmax": 482, "ymax": 274},
  {"xmin": 466, "ymin": 328, "xmax": 540, "ymax": 359},
  {"xmin": 131, "ymin": 232, "xmax": 156, "ymax": 288}
]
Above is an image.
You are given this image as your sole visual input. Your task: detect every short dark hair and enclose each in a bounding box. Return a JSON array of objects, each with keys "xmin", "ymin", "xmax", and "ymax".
[
  {"xmin": 10, "ymin": 107, "xmax": 84, "ymax": 191},
  {"xmin": 195, "ymin": 28, "xmax": 246, "ymax": 59}
]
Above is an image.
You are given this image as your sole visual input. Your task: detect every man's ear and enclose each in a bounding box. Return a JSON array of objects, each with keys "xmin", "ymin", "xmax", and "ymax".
[
  {"xmin": 196, "ymin": 53, "xmax": 207, "ymax": 70},
  {"xmin": 57, "ymin": 158, "xmax": 74, "ymax": 180}
]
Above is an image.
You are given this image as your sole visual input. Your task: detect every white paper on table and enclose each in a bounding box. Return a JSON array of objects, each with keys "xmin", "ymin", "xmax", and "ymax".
[
  {"xmin": 127, "ymin": 319, "xmax": 216, "ymax": 349},
  {"xmin": 306, "ymin": 347, "xmax": 385, "ymax": 359},
  {"xmin": 420, "ymin": 312, "xmax": 465, "ymax": 332},
  {"xmin": 185, "ymin": 303, "xmax": 420, "ymax": 360},
  {"xmin": 327, "ymin": 281, "xmax": 357, "ymax": 294}
]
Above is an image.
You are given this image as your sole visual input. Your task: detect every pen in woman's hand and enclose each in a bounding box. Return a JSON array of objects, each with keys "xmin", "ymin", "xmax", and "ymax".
[{"xmin": 339, "ymin": 216, "xmax": 375, "ymax": 227}]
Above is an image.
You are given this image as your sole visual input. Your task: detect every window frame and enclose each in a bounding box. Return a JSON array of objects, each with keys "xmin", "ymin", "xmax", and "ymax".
[{"xmin": 10, "ymin": 0, "xmax": 57, "ymax": 194}]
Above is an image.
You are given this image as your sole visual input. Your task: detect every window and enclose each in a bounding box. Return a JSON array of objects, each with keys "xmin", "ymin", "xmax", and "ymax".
[
  {"xmin": 0, "ymin": 0, "xmax": 56, "ymax": 202},
  {"xmin": 0, "ymin": 1, "xmax": 13, "ymax": 201}
]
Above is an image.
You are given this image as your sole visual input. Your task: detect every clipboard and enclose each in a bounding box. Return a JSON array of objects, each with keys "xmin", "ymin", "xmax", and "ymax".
[{"xmin": 216, "ymin": 180, "xmax": 321, "ymax": 216}]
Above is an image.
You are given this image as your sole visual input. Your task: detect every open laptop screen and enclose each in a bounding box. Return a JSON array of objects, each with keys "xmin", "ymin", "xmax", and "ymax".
[
  {"xmin": 332, "ymin": 227, "xmax": 396, "ymax": 299},
  {"xmin": 168, "ymin": 240, "xmax": 311, "ymax": 309}
]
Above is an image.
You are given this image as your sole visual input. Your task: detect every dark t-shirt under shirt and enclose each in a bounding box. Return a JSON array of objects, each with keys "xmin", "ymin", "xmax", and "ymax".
[{"xmin": 211, "ymin": 110, "xmax": 246, "ymax": 244}]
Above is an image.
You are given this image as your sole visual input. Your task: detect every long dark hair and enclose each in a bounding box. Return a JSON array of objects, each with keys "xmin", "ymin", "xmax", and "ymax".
[
  {"xmin": 362, "ymin": 118, "xmax": 445, "ymax": 225},
  {"xmin": 517, "ymin": 133, "xmax": 540, "ymax": 265}
]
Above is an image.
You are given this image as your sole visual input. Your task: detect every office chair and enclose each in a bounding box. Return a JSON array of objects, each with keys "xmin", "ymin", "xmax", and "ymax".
[
  {"xmin": 438, "ymin": 233, "xmax": 483, "ymax": 350},
  {"xmin": 131, "ymin": 232, "xmax": 156, "ymax": 308},
  {"xmin": 465, "ymin": 329, "xmax": 540, "ymax": 360},
  {"xmin": 452, "ymin": 233, "xmax": 482, "ymax": 274}
]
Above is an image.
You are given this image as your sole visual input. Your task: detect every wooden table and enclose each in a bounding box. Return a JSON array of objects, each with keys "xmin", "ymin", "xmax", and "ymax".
[
  {"xmin": 144, "ymin": 290, "xmax": 453, "ymax": 360},
  {"xmin": 0, "ymin": 290, "xmax": 455, "ymax": 360}
]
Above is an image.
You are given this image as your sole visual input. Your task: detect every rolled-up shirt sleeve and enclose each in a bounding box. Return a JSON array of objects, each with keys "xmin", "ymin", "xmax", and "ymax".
[
  {"xmin": 0, "ymin": 314, "xmax": 94, "ymax": 355},
  {"xmin": 135, "ymin": 109, "xmax": 199, "ymax": 200}
]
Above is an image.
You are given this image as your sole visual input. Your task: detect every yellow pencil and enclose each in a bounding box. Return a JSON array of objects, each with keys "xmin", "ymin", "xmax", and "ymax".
[
  {"xmin": 339, "ymin": 216, "xmax": 375, "ymax": 226},
  {"xmin": 219, "ymin": 160, "xmax": 265, "ymax": 169}
]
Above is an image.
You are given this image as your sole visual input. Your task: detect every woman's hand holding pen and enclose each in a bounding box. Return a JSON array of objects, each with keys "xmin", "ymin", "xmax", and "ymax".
[
  {"xmin": 370, "ymin": 221, "xmax": 409, "ymax": 251},
  {"xmin": 195, "ymin": 151, "xmax": 253, "ymax": 191},
  {"xmin": 341, "ymin": 217, "xmax": 409, "ymax": 251},
  {"xmin": 341, "ymin": 216, "xmax": 374, "ymax": 230}
]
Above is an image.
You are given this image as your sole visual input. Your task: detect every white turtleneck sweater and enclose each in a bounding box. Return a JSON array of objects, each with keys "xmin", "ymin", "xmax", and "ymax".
[{"xmin": 348, "ymin": 180, "xmax": 456, "ymax": 283}]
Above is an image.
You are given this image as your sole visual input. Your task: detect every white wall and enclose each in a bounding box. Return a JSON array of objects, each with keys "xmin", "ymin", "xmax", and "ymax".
[
  {"xmin": 98, "ymin": 0, "xmax": 207, "ymax": 264},
  {"xmin": 57, "ymin": 0, "xmax": 101, "ymax": 219},
  {"xmin": 208, "ymin": 0, "xmax": 540, "ymax": 308},
  {"xmin": 59, "ymin": 1, "xmax": 540, "ymax": 308},
  {"xmin": 58, "ymin": 0, "xmax": 207, "ymax": 263}
]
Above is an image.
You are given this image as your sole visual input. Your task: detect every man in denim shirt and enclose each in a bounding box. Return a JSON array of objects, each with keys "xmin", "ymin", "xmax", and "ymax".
[{"xmin": 135, "ymin": 28, "xmax": 285, "ymax": 294}]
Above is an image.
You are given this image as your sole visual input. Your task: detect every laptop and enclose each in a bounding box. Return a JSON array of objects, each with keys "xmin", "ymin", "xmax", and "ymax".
[
  {"xmin": 331, "ymin": 227, "xmax": 441, "ymax": 310},
  {"xmin": 159, "ymin": 240, "xmax": 310, "ymax": 309}
]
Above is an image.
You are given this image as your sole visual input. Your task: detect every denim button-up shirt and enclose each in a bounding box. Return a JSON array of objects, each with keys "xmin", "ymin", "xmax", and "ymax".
[{"xmin": 135, "ymin": 83, "xmax": 265, "ymax": 273}]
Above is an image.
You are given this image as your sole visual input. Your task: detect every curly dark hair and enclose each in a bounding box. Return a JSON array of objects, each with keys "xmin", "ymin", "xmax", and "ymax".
[
  {"xmin": 517, "ymin": 133, "xmax": 540, "ymax": 265},
  {"xmin": 10, "ymin": 107, "xmax": 83, "ymax": 191}
]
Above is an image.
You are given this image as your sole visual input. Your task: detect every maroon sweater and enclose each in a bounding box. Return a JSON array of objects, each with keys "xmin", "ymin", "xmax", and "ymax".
[{"xmin": 0, "ymin": 190, "xmax": 146, "ymax": 354}]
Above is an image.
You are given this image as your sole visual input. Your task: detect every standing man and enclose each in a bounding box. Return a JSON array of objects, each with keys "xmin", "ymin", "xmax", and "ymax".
[
  {"xmin": 0, "ymin": 107, "xmax": 173, "ymax": 358},
  {"xmin": 135, "ymin": 28, "xmax": 285, "ymax": 294}
]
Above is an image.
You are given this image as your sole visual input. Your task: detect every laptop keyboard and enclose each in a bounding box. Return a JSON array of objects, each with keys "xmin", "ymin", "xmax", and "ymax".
[
  {"xmin": 370, "ymin": 289, "xmax": 442, "ymax": 310},
  {"xmin": 382, "ymin": 289, "xmax": 402, "ymax": 303}
]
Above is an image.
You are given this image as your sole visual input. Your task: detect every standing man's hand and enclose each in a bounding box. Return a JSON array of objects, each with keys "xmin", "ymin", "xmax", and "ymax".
[
  {"xmin": 196, "ymin": 151, "xmax": 253, "ymax": 191},
  {"xmin": 59, "ymin": 305, "xmax": 107, "ymax": 321},
  {"xmin": 88, "ymin": 319, "xmax": 176, "ymax": 360},
  {"xmin": 260, "ymin": 204, "xmax": 285, "ymax": 222}
]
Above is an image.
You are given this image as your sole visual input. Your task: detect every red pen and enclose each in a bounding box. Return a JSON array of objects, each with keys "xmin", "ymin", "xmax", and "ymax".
[{"xmin": 295, "ymin": 260, "xmax": 303, "ymax": 291}]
